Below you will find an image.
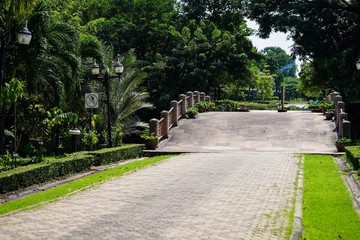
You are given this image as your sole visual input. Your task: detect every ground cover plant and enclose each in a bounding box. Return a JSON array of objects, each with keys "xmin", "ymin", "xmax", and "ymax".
[
  {"xmin": 302, "ymin": 155, "xmax": 360, "ymax": 239},
  {"xmin": 0, "ymin": 155, "xmax": 175, "ymax": 216}
]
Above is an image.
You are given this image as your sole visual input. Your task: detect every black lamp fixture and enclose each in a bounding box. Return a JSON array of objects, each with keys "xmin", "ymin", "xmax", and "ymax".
[{"xmin": 91, "ymin": 55, "xmax": 124, "ymax": 148}]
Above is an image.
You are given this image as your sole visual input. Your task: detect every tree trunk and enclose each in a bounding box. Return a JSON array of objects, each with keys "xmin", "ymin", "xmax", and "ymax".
[{"xmin": 0, "ymin": 101, "xmax": 7, "ymax": 154}]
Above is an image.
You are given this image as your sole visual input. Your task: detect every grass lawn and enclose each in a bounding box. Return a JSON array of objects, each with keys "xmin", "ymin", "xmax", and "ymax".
[
  {"xmin": 0, "ymin": 155, "xmax": 175, "ymax": 216},
  {"xmin": 303, "ymin": 155, "xmax": 360, "ymax": 239}
]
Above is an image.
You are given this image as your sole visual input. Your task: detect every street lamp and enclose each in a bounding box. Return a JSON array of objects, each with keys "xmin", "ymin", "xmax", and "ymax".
[
  {"xmin": 356, "ymin": 59, "xmax": 360, "ymax": 71},
  {"xmin": 17, "ymin": 20, "xmax": 32, "ymax": 45},
  {"xmin": 1, "ymin": 20, "xmax": 32, "ymax": 89},
  {"xmin": 69, "ymin": 127, "xmax": 81, "ymax": 152},
  {"xmin": 91, "ymin": 55, "xmax": 124, "ymax": 148},
  {"xmin": 0, "ymin": 21, "xmax": 32, "ymax": 154}
]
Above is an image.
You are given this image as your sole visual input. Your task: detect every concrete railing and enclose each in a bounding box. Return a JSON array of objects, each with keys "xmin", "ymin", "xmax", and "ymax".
[
  {"xmin": 149, "ymin": 91, "xmax": 210, "ymax": 140},
  {"xmin": 332, "ymin": 92, "xmax": 351, "ymax": 139}
]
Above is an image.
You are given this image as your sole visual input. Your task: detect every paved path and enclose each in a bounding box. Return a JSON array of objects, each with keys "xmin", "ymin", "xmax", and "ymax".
[
  {"xmin": 0, "ymin": 111, "xmax": 336, "ymax": 239},
  {"xmin": 0, "ymin": 152, "xmax": 298, "ymax": 240},
  {"xmin": 159, "ymin": 111, "xmax": 336, "ymax": 153}
]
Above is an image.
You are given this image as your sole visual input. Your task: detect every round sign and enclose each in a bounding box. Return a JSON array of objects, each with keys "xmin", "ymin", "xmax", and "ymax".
[{"xmin": 85, "ymin": 93, "xmax": 99, "ymax": 108}]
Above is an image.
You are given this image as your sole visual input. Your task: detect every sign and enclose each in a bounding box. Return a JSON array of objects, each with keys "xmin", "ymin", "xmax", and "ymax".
[{"xmin": 85, "ymin": 93, "xmax": 99, "ymax": 109}]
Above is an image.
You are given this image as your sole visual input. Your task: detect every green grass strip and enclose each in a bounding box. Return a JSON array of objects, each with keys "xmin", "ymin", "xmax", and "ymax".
[
  {"xmin": 0, "ymin": 155, "xmax": 175, "ymax": 216},
  {"xmin": 303, "ymin": 155, "xmax": 360, "ymax": 239}
]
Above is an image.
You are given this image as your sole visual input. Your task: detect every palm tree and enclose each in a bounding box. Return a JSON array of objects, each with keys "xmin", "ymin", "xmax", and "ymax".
[
  {"xmin": 109, "ymin": 49, "xmax": 153, "ymax": 144},
  {"xmin": 112, "ymin": 51, "xmax": 152, "ymax": 121}
]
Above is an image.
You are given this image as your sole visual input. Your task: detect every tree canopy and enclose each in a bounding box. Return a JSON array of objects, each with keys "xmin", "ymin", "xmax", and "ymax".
[
  {"xmin": 0, "ymin": 0, "xmax": 265, "ymax": 154},
  {"xmin": 245, "ymin": 0, "xmax": 360, "ymax": 99}
]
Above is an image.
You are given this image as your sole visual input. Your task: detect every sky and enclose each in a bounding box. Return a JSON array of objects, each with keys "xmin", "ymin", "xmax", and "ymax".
[
  {"xmin": 246, "ymin": 20, "xmax": 302, "ymax": 74},
  {"xmin": 246, "ymin": 20, "xmax": 293, "ymax": 55}
]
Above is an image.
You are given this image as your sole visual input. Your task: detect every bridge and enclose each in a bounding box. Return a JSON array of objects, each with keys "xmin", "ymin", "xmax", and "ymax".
[{"xmin": 157, "ymin": 110, "xmax": 336, "ymax": 153}]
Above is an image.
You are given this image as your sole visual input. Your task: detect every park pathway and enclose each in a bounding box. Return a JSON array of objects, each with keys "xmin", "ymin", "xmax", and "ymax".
[{"xmin": 0, "ymin": 111, "xmax": 336, "ymax": 239}]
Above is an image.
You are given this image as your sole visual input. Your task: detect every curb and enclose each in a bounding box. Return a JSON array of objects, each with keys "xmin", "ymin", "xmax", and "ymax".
[{"xmin": 290, "ymin": 157, "xmax": 304, "ymax": 240}]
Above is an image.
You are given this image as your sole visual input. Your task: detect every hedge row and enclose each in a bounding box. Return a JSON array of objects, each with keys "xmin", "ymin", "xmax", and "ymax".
[
  {"xmin": 345, "ymin": 146, "xmax": 360, "ymax": 170},
  {"xmin": 90, "ymin": 144, "xmax": 144, "ymax": 166},
  {"xmin": 0, "ymin": 144, "xmax": 144, "ymax": 193}
]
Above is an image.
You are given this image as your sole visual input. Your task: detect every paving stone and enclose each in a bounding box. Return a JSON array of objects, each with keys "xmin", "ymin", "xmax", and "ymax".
[{"xmin": 0, "ymin": 152, "xmax": 298, "ymax": 239}]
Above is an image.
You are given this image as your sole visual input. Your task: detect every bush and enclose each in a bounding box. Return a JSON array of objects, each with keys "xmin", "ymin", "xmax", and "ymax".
[
  {"xmin": 215, "ymin": 100, "xmax": 238, "ymax": 111},
  {"xmin": 90, "ymin": 144, "xmax": 144, "ymax": 166},
  {"xmin": 0, "ymin": 144, "xmax": 145, "ymax": 193},
  {"xmin": 0, "ymin": 154, "xmax": 94, "ymax": 193},
  {"xmin": 345, "ymin": 146, "xmax": 360, "ymax": 170},
  {"xmin": 82, "ymin": 130, "xmax": 99, "ymax": 150},
  {"xmin": 215, "ymin": 100, "xmax": 279, "ymax": 111},
  {"xmin": 186, "ymin": 107, "xmax": 199, "ymax": 118},
  {"xmin": 195, "ymin": 101, "xmax": 215, "ymax": 112}
]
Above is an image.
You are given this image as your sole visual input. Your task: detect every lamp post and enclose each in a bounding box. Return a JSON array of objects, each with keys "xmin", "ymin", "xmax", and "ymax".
[
  {"xmin": 0, "ymin": 21, "xmax": 32, "ymax": 154},
  {"xmin": 356, "ymin": 59, "xmax": 360, "ymax": 71},
  {"xmin": 91, "ymin": 55, "xmax": 124, "ymax": 148},
  {"xmin": 69, "ymin": 127, "xmax": 81, "ymax": 152}
]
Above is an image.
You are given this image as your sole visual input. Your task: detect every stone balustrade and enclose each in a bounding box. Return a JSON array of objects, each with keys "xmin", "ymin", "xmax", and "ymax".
[
  {"xmin": 149, "ymin": 91, "xmax": 210, "ymax": 140},
  {"xmin": 332, "ymin": 91, "xmax": 351, "ymax": 139}
]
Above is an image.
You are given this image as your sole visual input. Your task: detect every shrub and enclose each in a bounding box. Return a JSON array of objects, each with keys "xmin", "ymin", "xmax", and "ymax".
[
  {"xmin": 90, "ymin": 144, "xmax": 144, "ymax": 166},
  {"xmin": 0, "ymin": 151, "xmax": 14, "ymax": 170},
  {"xmin": 140, "ymin": 129, "xmax": 158, "ymax": 140},
  {"xmin": 0, "ymin": 145, "xmax": 145, "ymax": 193},
  {"xmin": 82, "ymin": 130, "xmax": 99, "ymax": 150},
  {"xmin": 186, "ymin": 107, "xmax": 199, "ymax": 118},
  {"xmin": 345, "ymin": 146, "xmax": 360, "ymax": 170},
  {"xmin": 195, "ymin": 101, "xmax": 216, "ymax": 112},
  {"xmin": 0, "ymin": 154, "xmax": 94, "ymax": 193},
  {"xmin": 215, "ymin": 100, "xmax": 238, "ymax": 111}
]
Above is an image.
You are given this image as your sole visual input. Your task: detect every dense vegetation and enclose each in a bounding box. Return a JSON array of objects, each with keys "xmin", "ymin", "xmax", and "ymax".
[{"xmin": 0, "ymin": 0, "xmax": 359, "ymax": 157}]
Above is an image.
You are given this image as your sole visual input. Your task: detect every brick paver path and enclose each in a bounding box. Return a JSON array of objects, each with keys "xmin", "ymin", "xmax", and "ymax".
[{"xmin": 0, "ymin": 152, "xmax": 299, "ymax": 240}]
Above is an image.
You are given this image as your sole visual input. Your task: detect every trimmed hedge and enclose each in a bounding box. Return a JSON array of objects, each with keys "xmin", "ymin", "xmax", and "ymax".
[
  {"xmin": 0, "ymin": 144, "xmax": 145, "ymax": 193},
  {"xmin": 90, "ymin": 144, "xmax": 144, "ymax": 166},
  {"xmin": 345, "ymin": 146, "xmax": 360, "ymax": 170},
  {"xmin": 0, "ymin": 155, "xmax": 94, "ymax": 193}
]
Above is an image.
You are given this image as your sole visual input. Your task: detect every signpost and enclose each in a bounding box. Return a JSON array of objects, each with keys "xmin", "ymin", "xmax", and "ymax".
[
  {"xmin": 85, "ymin": 93, "xmax": 99, "ymax": 109},
  {"xmin": 85, "ymin": 93, "xmax": 99, "ymax": 130}
]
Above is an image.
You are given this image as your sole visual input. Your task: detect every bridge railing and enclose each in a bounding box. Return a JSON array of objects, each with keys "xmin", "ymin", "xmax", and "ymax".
[
  {"xmin": 149, "ymin": 91, "xmax": 211, "ymax": 141},
  {"xmin": 332, "ymin": 92, "xmax": 351, "ymax": 139}
]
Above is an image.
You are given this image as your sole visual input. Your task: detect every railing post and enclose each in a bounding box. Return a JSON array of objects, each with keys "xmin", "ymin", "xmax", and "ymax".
[
  {"xmin": 205, "ymin": 95, "xmax": 211, "ymax": 102},
  {"xmin": 336, "ymin": 101, "xmax": 345, "ymax": 129},
  {"xmin": 186, "ymin": 91, "xmax": 194, "ymax": 108},
  {"xmin": 332, "ymin": 91, "xmax": 340, "ymax": 104},
  {"xmin": 171, "ymin": 100, "xmax": 179, "ymax": 127},
  {"xmin": 342, "ymin": 120, "xmax": 351, "ymax": 139},
  {"xmin": 161, "ymin": 110, "xmax": 169, "ymax": 138},
  {"xmin": 194, "ymin": 91, "xmax": 200, "ymax": 104},
  {"xmin": 334, "ymin": 95, "xmax": 342, "ymax": 122},
  {"xmin": 200, "ymin": 92, "xmax": 205, "ymax": 101},
  {"xmin": 179, "ymin": 94, "xmax": 187, "ymax": 116},
  {"xmin": 149, "ymin": 118, "xmax": 159, "ymax": 137},
  {"xmin": 339, "ymin": 112, "xmax": 347, "ymax": 138}
]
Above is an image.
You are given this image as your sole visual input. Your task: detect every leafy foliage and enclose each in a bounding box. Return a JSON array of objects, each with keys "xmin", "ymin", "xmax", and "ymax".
[{"xmin": 245, "ymin": 0, "xmax": 360, "ymax": 99}]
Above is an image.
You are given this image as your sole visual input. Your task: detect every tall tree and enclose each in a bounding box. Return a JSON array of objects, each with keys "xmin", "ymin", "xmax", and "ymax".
[
  {"xmin": 261, "ymin": 47, "xmax": 296, "ymax": 91},
  {"xmin": 245, "ymin": 0, "xmax": 360, "ymax": 99},
  {"xmin": 179, "ymin": 0, "xmax": 245, "ymax": 30}
]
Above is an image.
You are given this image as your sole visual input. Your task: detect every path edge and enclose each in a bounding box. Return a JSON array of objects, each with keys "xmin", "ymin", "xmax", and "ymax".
[{"xmin": 290, "ymin": 156, "xmax": 304, "ymax": 240}]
